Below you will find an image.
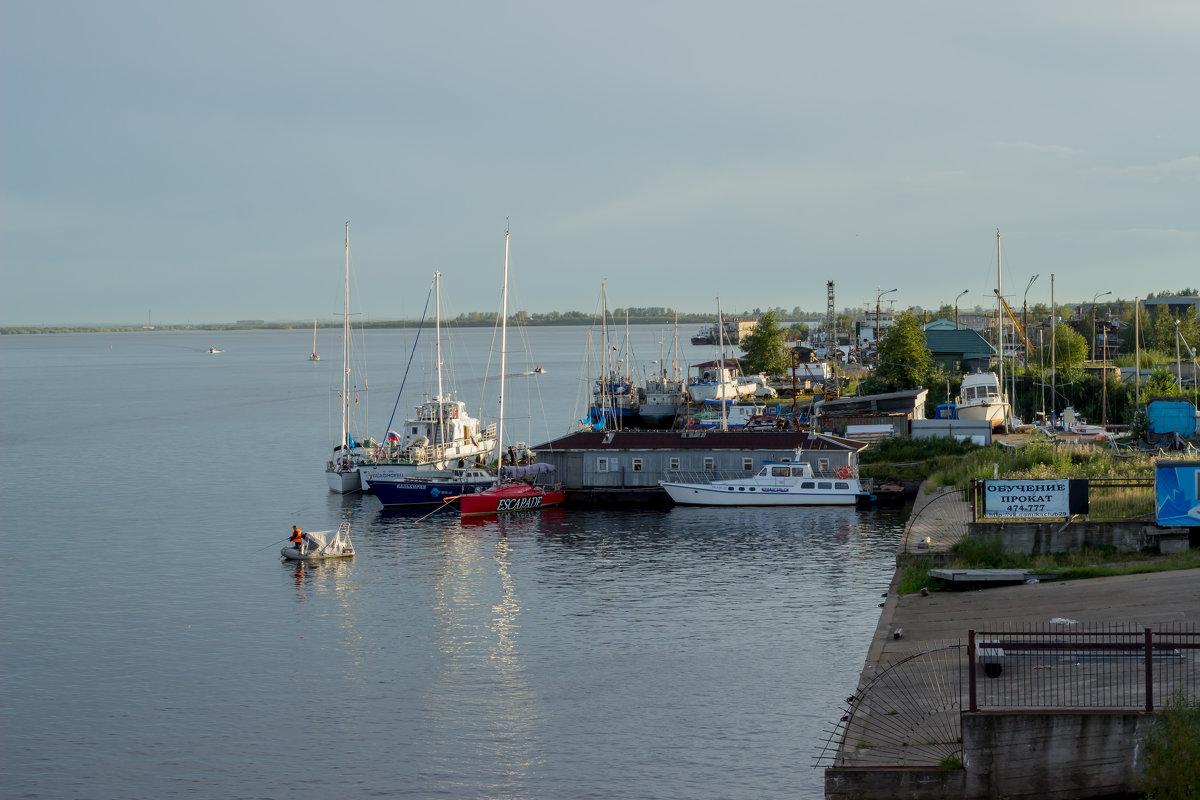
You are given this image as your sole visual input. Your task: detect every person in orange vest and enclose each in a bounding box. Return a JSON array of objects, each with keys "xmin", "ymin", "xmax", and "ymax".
[{"xmin": 290, "ymin": 525, "xmax": 304, "ymax": 553}]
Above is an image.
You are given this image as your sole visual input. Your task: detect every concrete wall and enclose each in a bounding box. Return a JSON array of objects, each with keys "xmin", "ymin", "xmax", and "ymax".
[
  {"xmin": 826, "ymin": 712, "xmax": 1150, "ymax": 799},
  {"xmin": 825, "ymin": 767, "xmax": 964, "ymax": 800},
  {"xmin": 967, "ymin": 521, "xmax": 1165, "ymax": 554},
  {"xmin": 911, "ymin": 419, "xmax": 993, "ymax": 445},
  {"xmin": 963, "ymin": 711, "xmax": 1148, "ymax": 799}
]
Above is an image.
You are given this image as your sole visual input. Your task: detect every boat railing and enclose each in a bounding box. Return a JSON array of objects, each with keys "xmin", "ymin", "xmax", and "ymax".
[{"xmin": 664, "ymin": 468, "xmax": 851, "ymax": 484}]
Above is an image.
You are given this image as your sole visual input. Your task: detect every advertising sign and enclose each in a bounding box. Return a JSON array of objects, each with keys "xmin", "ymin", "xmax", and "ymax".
[
  {"xmin": 983, "ymin": 480, "xmax": 1073, "ymax": 518},
  {"xmin": 1155, "ymin": 461, "xmax": 1200, "ymax": 528}
]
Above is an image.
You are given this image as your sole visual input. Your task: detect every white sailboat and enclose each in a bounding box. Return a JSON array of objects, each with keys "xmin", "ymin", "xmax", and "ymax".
[
  {"xmin": 309, "ymin": 320, "xmax": 320, "ymax": 361},
  {"xmin": 326, "ymin": 222, "xmax": 367, "ymax": 493},
  {"xmin": 357, "ymin": 271, "xmax": 499, "ymax": 491}
]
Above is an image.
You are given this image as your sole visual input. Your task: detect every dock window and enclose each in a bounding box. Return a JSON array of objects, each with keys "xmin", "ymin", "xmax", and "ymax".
[
  {"xmin": 597, "ymin": 457, "xmax": 609, "ymax": 472},
  {"xmin": 632, "ymin": 458, "xmax": 643, "ymax": 472},
  {"xmin": 743, "ymin": 458, "xmax": 753, "ymax": 471},
  {"xmin": 669, "ymin": 457, "xmax": 680, "ymax": 470},
  {"xmin": 703, "ymin": 457, "xmax": 714, "ymax": 471}
]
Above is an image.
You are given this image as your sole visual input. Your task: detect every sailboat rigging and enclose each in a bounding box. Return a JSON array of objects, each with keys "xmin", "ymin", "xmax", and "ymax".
[
  {"xmin": 326, "ymin": 222, "xmax": 367, "ymax": 493},
  {"xmin": 459, "ymin": 226, "xmax": 565, "ymax": 516}
]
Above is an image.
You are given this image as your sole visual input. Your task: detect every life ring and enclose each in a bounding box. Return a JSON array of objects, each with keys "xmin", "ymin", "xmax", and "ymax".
[{"xmin": 836, "ymin": 466, "xmax": 853, "ymax": 479}]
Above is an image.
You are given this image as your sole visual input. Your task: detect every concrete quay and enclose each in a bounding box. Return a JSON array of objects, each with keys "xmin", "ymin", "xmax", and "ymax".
[{"xmin": 825, "ymin": 483, "xmax": 1200, "ymax": 800}]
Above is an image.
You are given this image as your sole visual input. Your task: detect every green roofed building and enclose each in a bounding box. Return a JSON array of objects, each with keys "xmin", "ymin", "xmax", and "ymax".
[{"xmin": 922, "ymin": 319, "xmax": 995, "ymax": 373}]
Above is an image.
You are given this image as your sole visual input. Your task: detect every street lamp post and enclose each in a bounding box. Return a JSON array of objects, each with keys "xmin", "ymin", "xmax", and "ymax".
[
  {"xmin": 875, "ymin": 288, "xmax": 897, "ymax": 366},
  {"xmin": 955, "ymin": 290, "xmax": 968, "ymax": 330},
  {"xmin": 1022, "ymin": 275, "xmax": 1038, "ymax": 366},
  {"xmin": 1091, "ymin": 291, "xmax": 1112, "ymax": 363}
]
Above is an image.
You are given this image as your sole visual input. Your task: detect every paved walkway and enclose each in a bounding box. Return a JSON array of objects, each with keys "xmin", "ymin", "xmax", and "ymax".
[{"xmin": 829, "ymin": 482, "xmax": 1200, "ymax": 771}]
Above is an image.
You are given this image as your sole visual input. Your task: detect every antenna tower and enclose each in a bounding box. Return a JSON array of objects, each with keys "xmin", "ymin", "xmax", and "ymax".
[{"xmin": 826, "ymin": 281, "xmax": 836, "ymax": 361}]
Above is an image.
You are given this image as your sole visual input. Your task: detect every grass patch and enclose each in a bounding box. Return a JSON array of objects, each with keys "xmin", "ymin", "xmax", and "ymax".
[
  {"xmin": 938, "ymin": 754, "xmax": 964, "ymax": 770},
  {"xmin": 1140, "ymin": 691, "xmax": 1200, "ymax": 799},
  {"xmin": 943, "ymin": 541, "xmax": 1200, "ymax": 581}
]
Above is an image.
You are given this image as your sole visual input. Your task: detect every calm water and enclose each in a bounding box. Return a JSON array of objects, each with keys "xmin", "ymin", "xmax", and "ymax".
[{"xmin": 0, "ymin": 326, "xmax": 906, "ymax": 799}]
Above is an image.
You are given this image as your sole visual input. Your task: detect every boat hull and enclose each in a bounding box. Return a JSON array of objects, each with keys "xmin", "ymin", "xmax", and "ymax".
[
  {"xmin": 955, "ymin": 403, "xmax": 1008, "ymax": 429},
  {"xmin": 369, "ymin": 475, "xmax": 497, "ymax": 507},
  {"xmin": 660, "ymin": 480, "xmax": 864, "ymax": 506},
  {"xmin": 326, "ymin": 467, "xmax": 361, "ymax": 494},
  {"xmin": 460, "ymin": 483, "xmax": 566, "ymax": 515},
  {"xmin": 281, "ymin": 546, "xmax": 354, "ymax": 560}
]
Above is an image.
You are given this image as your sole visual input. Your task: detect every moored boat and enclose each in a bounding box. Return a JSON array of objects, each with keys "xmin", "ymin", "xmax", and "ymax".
[
  {"xmin": 356, "ymin": 271, "xmax": 498, "ymax": 490},
  {"xmin": 659, "ymin": 449, "xmax": 871, "ymax": 506},
  {"xmin": 326, "ymin": 222, "xmax": 369, "ymax": 493},
  {"xmin": 369, "ymin": 468, "xmax": 496, "ymax": 507},
  {"xmin": 459, "ymin": 226, "xmax": 564, "ymax": 517},
  {"xmin": 459, "ymin": 480, "xmax": 566, "ymax": 515}
]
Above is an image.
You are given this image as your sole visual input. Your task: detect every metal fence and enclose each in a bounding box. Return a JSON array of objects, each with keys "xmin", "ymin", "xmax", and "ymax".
[
  {"xmin": 970, "ymin": 477, "xmax": 1156, "ymax": 522},
  {"xmin": 968, "ymin": 623, "xmax": 1200, "ymax": 712}
]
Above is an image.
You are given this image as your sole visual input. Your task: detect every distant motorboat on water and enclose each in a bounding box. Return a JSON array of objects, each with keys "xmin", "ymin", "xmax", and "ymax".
[{"xmin": 207, "ymin": 347, "xmax": 224, "ymax": 354}]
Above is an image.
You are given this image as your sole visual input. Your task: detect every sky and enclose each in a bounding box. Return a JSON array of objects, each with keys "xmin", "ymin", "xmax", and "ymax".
[{"xmin": 2, "ymin": 1, "xmax": 1197, "ymax": 327}]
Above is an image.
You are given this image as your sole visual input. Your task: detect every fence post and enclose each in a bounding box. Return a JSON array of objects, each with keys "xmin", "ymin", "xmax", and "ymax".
[
  {"xmin": 1145, "ymin": 627, "xmax": 1154, "ymax": 712},
  {"xmin": 968, "ymin": 629, "xmax": 978, "ymax": 712}
]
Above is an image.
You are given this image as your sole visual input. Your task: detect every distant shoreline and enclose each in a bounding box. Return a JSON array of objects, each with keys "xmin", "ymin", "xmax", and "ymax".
[{"xmin": 1, "ymin": 313, "xmax": 822, "ymax": 335}]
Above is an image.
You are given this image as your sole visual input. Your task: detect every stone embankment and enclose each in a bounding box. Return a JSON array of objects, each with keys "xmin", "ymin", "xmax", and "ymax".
[{"xmin": 825, "ymin": 482, "xmax": 1200, "ymax": 800}]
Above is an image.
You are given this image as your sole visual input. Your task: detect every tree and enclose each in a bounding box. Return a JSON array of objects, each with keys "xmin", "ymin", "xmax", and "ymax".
[
  {"xmin": 786, "ymin": 322, "xmax": 809, "ymax": 342},
  {"xmin": 738, "ymin": 310, "xmax": 790, "ymax": 376},
  {"xmin": 868, "ymin": 311, "xmax": 932, "ymax": 392},
  {"xmin": 1041, "ymin": 324, "xmax": 1088, "ymax": 380}
]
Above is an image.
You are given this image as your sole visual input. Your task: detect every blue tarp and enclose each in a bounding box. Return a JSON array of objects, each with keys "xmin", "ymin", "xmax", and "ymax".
[{"xmin": 1147, "ymin": 400, "xmax": 1198, "ymax": 436}]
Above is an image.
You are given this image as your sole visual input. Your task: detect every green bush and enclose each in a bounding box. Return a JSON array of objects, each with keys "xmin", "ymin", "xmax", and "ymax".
[{"xmin": 1140, "ymin": 691, "xmax": 1200, "ymax": 799}]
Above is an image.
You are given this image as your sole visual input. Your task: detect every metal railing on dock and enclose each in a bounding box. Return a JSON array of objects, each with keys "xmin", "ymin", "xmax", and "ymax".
[{"xmin": 968, "ymin": 623, "xmax": 1200, "ymax": 712}]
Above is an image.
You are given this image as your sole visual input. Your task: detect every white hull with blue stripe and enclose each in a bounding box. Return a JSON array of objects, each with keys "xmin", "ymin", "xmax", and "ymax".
[{"xmin": 660, "ymin": 456, "xmax": 869, "ymax": 507}]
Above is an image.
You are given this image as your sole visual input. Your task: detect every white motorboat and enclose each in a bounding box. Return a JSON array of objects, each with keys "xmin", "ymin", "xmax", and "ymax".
[
  {"xmin": 660, "ymin": 449, "xmax": 870, "ymax": 506},
  {"xmin": 281, "ymin": 521, "xmax": 355, "ymax": 560},
  {"xmin": 954, "ymin": 370, "xmax": 1009, "ymax": 430}
]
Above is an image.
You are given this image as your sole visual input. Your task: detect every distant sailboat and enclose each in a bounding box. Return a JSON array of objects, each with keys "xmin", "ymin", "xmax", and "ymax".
[{"xmin": 309, "ymin": 320, "xmax": 320, "ymax": 361}]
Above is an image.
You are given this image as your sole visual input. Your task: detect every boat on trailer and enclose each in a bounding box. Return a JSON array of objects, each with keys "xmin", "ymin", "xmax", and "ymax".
[
  {"xmin": 281, "ymin": 521, "xmax": 355, "ymax": 560},
  {"xmin": 659, "ymin": 449, "xmax": 872, "ymax": 506}
]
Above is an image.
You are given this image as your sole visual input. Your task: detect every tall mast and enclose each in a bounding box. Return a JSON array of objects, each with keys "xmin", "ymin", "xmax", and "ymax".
[
  {"xmin": 341, "ymin": 222, "xmax": 351, "ymax": 454},
  {"xmin": 434, "ymin": 270, "xmax": 445, "ymax": 450},
  {"xmin": 1134, "ymin": 296, "xmax": 1141, "ymax": 406},
  {"xmin": 497, "ymin": 226, "xmax": 509, "ymax": 472},
  {"xmin": 1051, "ymin": 273, "xmax": 1056, "ymax": 416},
  {"xmin": 996, "ymin": 229, "xmax": 1005, "ymax": 426},
  {"xmin": 717, "ymin": 297, "xmax": 727, "ymax": 431},
  {"xmin": 601, "ymin": 282, "xmax": 610, "ymax": 425}
]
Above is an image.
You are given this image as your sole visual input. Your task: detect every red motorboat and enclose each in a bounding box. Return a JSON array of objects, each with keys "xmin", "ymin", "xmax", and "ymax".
[{"xmin": 458, "ymin": 481, "xmax": 566, "ymax": 516}]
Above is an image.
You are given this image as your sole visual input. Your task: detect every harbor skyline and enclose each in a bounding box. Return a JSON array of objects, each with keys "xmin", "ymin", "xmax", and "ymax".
[{"xmin": 3, "ymin": 2, "xmax": 1197, "ymax": 327}]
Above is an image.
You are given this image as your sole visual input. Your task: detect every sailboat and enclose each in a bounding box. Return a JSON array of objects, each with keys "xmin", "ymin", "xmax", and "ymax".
[
  {"xmin": 588, "ymin": 285, "xmax": 641, "ymax": 427},
  {"xmin": 460, "ymin": 227, "xmax": 565, "ymax": 516},
  {"xmin": 325, "ymin": 222, "xmax": 368, "ymax": 493},
  {"xmin": 309, "ymin": 320, "xmax": 320, "ymax": 361},
  {"xmin": 357, "ymin": 271, "xmax": 499, "ymax": 495},
  {"xmin": 640, "ymin": 315, "xmax": 689, "ymax": 427}
]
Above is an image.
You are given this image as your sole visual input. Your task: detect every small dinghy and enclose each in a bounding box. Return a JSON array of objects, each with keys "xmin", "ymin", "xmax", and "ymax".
[{"xmin": 281, "ymin": 521, "xmax": 355, "ymax": 561}]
